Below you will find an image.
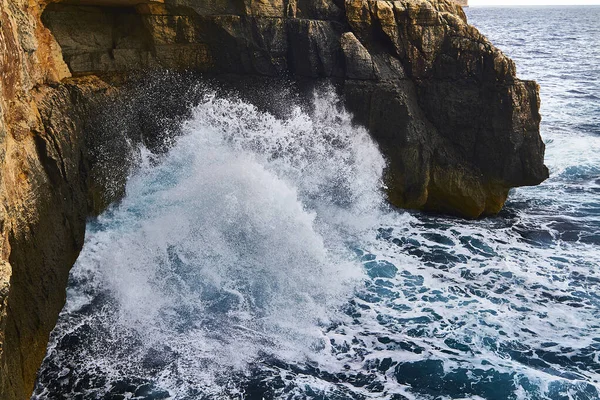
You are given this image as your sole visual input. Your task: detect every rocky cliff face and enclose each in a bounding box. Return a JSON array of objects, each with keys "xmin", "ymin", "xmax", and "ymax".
[
  {"xmin": 0, "ymin": 0, "xmax": 547, "ymax": 398},
  {"xmin": 0, "ymin": 1, "xmax": 103, "ymax": 398},
  {"xmin": 40, "ymin": 0, "xmax": 548, "ymax": 217}
]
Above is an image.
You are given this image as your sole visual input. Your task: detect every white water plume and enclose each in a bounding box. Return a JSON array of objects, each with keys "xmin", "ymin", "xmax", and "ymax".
[{"xmin": 53, "ymin": 87, "xmax": 387, "ymax": 396}]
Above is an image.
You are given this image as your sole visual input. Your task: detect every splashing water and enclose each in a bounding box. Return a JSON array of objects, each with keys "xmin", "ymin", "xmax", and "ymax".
[
  {"xmin": 34, "ymin": 89, "xmax": 389, "ymax": 399},
  {"xmin": 35, "ymin": 7, "xmax": 600, "ymax": 400}
]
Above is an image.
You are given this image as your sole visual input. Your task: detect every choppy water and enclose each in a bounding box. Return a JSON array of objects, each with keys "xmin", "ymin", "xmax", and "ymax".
[{"xmin": 34, "ymin": 7, "xmax": 600, "ymax": 400}]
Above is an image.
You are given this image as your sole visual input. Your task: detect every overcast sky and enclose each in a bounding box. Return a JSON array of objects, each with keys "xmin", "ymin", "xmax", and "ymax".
[{"xmin": 470, "ymin": 0, "xmax": 600, "ymax": 5}]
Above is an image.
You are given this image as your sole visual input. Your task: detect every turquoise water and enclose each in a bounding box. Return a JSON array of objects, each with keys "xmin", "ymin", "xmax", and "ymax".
[{"xmin": 34, "ymin": 7, "xmax": 600, "ymax": 400}]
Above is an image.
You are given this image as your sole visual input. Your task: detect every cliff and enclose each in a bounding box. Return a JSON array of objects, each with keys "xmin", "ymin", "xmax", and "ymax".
[{"xmin": 0, "ymin": 0, "xmax": 547, "ymax": 398}]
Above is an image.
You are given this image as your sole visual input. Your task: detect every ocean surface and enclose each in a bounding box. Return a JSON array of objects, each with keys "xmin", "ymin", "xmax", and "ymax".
[{"xmin": 33, "ymin": 6, "xmax": 600, "ymax": 400}]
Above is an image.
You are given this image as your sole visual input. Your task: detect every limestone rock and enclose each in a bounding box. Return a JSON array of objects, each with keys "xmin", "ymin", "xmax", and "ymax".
[
  {"xmin": 341, "ymin": 32, "xmax": 377, "ymax": 79},
  {"xmin": 342, "ymin": 0, "xmax": 547, "ymax": 216},
  {"xmin": 37, "ymin": 0, "xmax": 547, "ymax": 218},
  {"xmin": 0, "ymin": 1, "xmax": 78, "ymax": 397}
]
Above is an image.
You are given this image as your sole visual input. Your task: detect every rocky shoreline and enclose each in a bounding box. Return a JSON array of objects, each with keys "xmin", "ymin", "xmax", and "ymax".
[{"xmin": 0, "ymin": 0, "xmax": 547, "ymax": 398}]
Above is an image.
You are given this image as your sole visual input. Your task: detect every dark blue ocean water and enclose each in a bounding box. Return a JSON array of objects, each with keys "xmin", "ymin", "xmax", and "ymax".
[{"xmin": 34, "ymin": 7, "xmax": 600, "ymax": 400}]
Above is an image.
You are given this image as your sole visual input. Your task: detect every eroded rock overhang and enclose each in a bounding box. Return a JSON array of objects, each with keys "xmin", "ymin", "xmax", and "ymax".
[{"xmin": 40, "ymin": 0, "xmax": 549, "ymax": 218}]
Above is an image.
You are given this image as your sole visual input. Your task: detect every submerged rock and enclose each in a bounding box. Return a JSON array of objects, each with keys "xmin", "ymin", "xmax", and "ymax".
[{"xmin": 0, "ymin": 0, "xmax": 547, "ymax": 398}]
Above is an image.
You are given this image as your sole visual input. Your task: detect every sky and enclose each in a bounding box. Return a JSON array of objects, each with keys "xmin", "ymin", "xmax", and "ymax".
[{"xmin": 470, "ymin": 0, "xmax": 600, "ymax": 5}]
